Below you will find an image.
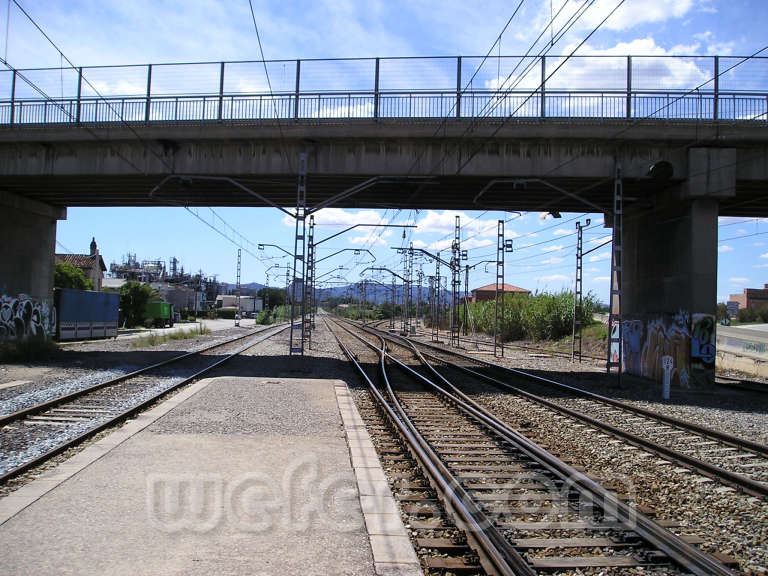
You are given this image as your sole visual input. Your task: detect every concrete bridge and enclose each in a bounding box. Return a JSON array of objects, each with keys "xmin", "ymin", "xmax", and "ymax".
[{"xmin": 1, "ymin": 54, "xmax": 767, "ymax": 385}]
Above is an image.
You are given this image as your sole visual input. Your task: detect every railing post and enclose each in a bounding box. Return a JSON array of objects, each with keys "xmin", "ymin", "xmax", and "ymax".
[
  {"xmin": 456, "ymin": 56, "xmax": 462, "ymax": 118},
  {"xmin": 218, "ymin": 61, "xmax": 225, "ymax": 121},
  {"xmin": 540, "ymin": 56, "xmax": 546, "ymax": 118},
  {"xmin": 9, "ymin": 70, "xmax": 16, "ymax": 125},
  {"xmin": 144, "ymin": 64, "xmax": 152, "ymax": 124},
  {"xmin": 713, "ymin": 55, "xmax": 719, "ymax": 121},
  {"xmin": 374, "ymin": 57, "xmax": 380, "ymax": 119},
  {"xmin": 76, "ymin": 67, "xmax": 83, "ymax": 124},
  {"xmin": 294, "ymin": 59, "xmax": 300, "ymax": 119},
  {"xmin": 626, "ymin": 56, "xmax": 632, "ymax": 119}
]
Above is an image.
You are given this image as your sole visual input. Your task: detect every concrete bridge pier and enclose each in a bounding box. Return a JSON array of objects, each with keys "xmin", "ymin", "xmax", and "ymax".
[
  {"xmin": 0, "ymin": 191, "xmax": 66, "ymax": 340},
  {"xmin": 621, "ymin": 148, "xmax": 734, "ymax": 388}
]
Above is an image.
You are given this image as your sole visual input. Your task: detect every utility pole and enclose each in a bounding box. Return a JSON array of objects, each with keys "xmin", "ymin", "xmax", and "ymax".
[
  {"xmin": 607, "ymin": 164, "xmax": 624, "ymax": 385},
  {"xmin": 284, "ymin": 267, "xmax": 291, "ymax": 323},
  {"xmin": 572, "ymin": 218, "xmax": 590, "ymax": 362},
  {"xmin": 289, "ymin": 153, "xmax": 308, "ymax": 355},
  {"xmin": 434, "ymin": 253, "xmax": 441, "ymax": 342},
  {"xmin": 235, "ymin": 248, "xmax": 242, "ymax": 326},
  {"xmin": 494, "ymin": 220, "xmax": 513, "ymax": 357},
  {"xmin": 450, "ymin": 215, "xmax": 462, "ymax": 347}
]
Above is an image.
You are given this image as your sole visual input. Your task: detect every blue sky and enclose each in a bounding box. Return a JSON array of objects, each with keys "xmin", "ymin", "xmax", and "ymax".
[{"xmin": 2, "ymin": 0, "xmax": 766, "ymax": 302}]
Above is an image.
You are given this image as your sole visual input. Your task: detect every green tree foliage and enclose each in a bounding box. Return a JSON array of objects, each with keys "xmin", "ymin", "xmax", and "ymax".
[
  {"xmin": 257, "ymin": 287, "xmax": 286, "ymax": 309},
  {"xmin": 54, "ymin": 262, "xmax": 93, "ymax": 290},
  {"xmin": 737, "ymin": 304, "xmax": 768, "ymax": 323},
  {"xmin": 716, "ymin": 302, "xmax": 729, "ymax": 322},
  {"xmin": 118, "ymin": 281, "xmax": 153, "ymax": 328}
]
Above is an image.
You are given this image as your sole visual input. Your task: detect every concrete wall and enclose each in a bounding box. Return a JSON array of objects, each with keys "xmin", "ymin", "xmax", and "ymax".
[
  {"xmin": 0, "ymin": 191, "xmax": 66, "ymax": 339},
  {"xmin": 618, "ymin": 148, "xmax": 729, "ymax": 386},
  {"xmin": 716, "ymin": 325, "xmax": 768, "ymax": 379}
]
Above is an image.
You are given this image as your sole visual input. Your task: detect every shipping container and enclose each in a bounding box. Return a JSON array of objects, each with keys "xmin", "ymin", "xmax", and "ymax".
[{"xmin": 54, "ymin": 288, "xmax": 119, "ymax": 341}]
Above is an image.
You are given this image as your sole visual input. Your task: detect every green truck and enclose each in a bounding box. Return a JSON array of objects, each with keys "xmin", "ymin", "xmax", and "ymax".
[{"xmin": 144, "ymin": 301, "xmax": 175, "ymax": 328}]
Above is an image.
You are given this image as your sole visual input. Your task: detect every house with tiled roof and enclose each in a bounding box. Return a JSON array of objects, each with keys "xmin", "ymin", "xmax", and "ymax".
[
  {"xmin": 55, "ymin": 237, "xmax": 107, "ymax": 291},
  {"xmin": 468, "ymin": 283, "xmax": 530, "ymax": 303}
]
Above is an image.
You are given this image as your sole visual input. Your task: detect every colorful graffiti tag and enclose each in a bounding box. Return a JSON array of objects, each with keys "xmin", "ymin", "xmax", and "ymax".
[
  {"xmin": 0, "ymin": 294, "xmax": 55, "ymax": 340},
  {"xmin": 620, "ymin": 310, "xmax": 715, "ymax": 388},
  {"xmin": 691, "ymin": 313, "xmax": 716, "ymax": 369}
]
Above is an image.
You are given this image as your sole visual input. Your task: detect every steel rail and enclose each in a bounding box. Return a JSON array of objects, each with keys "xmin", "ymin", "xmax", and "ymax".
[
  {"xmin": 400, "ymin": 331, "xmax": 768, "ymax": 457},
  {"xmin": 347, "ymin": 319, "xmax": 736, "ymax": 576},
  {"xmin": 0, "ymin": 324, "xmax": 285, "ymax": 429},
  {"xmin": 429, "ymin": 352, "xmax": 768, "ymax": 499},
  {"xmin": 326, "ymin": 319, "xmax": 533, "ymax": 576},
  {"xmin": 380, "ymin": 326, "xmax": 768, "ymax": 497},
  {"xmin": 0, "ymin": 325, "xmax": 288, "ymax": 486}
]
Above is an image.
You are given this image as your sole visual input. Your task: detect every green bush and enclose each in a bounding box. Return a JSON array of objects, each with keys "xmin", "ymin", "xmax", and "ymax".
[
  {"xmin": 217, "ymin": 308, "xmax": 237, "ymax": 319},
  {"xmin": 465, "ymin": 290, "xmax": 599, "ymax": 342}
]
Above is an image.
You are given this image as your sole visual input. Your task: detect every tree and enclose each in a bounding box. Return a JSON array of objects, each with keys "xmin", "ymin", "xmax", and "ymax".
[
  {"xmin": 256, "ymin": 287, "xmax": 286, "ymax": 309},
  {"xmin": 54, "ymin": 262, "xmax": 93, "ymax": 290},
  {"xmin": 118, "ymin": 281, "xmax": 153, "ymax": 327},
  {"xmin": 716, "ymin": 302, "xmax": 728, "ymax": 322}
]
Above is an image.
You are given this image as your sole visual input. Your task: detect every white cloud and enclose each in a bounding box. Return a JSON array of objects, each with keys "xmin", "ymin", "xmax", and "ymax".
[
  {"xmin": 541, "ymin": 245, "xmax": 563, "ymax": 253},
  {"xmin": 761, "ymin": 253, "xmax": 768, "ymax": 259},
  {"xmin": 536, "ymin": 274, "xmax": 571, "ymax": 283},
  {"xmin": 567, "ymin": 0, "xmax": 694, "ymax": 32},
  {"xmin": 282, "ymin": 207, "xmax": 386, "ymax": 229},
  {"xmin": 730, "ymin": 277, "xmax": 749, "ymax": 284},
  {"xmin": 754, "ymin": 242, "xmax": 765, "ymax": 247},
  {"xmin": 753, "ymin": 263, "xmax": 768, "ymax": 269},
  {"xmin": 589, "ymin": 235, "xmax": 612, "ymax": 245},
  {"xmin": 553, "ymin": 229, "xmax": 573, "ymax": 237},
  {"xmin": 589, "ymin": 251, "xmax": 611, "ymax": 263},
  {"xmin": 592, "ymin": 276, "xmax": 611, "ymax": 282},
  {"xmin": 411, "ymin": 240, "xmax": 427, "ymax": 249},
  {"xmin": 718, "ymin": 245, "xmax": 733, "ymax": 253},
  {"xmin": 587, "ymin": 267, "xmax": 601, "ymax": 273},
  {"xmin": 414, "ymin": 210, "xmax": 499, "ymax": 238},
  {"xmin": 541, "ymin": 257, "xmax": 564, "ymax": 265}
]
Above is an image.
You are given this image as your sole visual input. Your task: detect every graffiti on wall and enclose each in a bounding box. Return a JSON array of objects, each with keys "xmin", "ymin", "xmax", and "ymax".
[
  {"xmin": 0, "ymin": 294, "xmax": 55, "ymax": 340},
  {"xmin": 691, "ymin": 313, "xmax": 716, "ymax": 369},
  {"xmin": 621, "ymin": 310, "xmax": 698, "ymax": 388}
]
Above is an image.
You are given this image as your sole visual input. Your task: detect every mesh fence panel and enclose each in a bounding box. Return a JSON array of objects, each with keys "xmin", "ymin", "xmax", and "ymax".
[
  {"xmin": 223, "ymin": 61, "xmax": 297, "ymax": 94},
  {"xmin": 81, "ymin": 65, "xmax": 149, "ymax": 98},
  {"xmin": 379, "ymin": 57, "xmax": 456, "ymax": 91},
  {"xmin": 151, "ymin": 63, "xmax": 221, "ymax": 96},
  {"xmin": 299, "ymin": 58, "xmax": 375, "ymax": 92},
  {"xmin": 547, "ymin": 56, "xmax": 627, "ymax": 91},
  {"xmin": 632, "ymin": 56, "xmax": 714, "ymax": 91},
  {"xmin": 14, "ymin": 67, "xmax": 79, "ymax": 99},
  {"xmin": 719, "ymin": 57, "xmax": 768, "ymax": 92}
]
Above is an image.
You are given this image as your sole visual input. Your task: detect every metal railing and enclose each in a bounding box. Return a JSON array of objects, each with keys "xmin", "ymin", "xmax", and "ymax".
[{"xmin": 0, "ymin": 54, "xmax": 766, "ymax": 125}]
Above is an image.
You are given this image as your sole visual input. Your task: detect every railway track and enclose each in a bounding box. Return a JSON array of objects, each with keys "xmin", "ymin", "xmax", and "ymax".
[
  {"xmin": 0, "ymin": 324, "xmax": 288, "ymax": 484},
  {"xmin": 381, "ymin": 327, "xmax": 768, "ymax": 499},
  {"xmin": 328, "ymin": 318, "xmax": 736, "ymax": 575}
]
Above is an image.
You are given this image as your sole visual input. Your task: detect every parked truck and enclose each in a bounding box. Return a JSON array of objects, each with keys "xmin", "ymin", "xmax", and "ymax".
[{"xmin": 144, "ymin": 301, "xmax": 175, "ymax": 328}]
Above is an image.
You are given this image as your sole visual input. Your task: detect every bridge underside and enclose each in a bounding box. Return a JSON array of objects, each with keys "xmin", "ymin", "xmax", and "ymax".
[
  {"xmin": 0, "ymin": 120, "xmax": 766, "ymax": 216},
  {"xmin": 0, "ymin": 173, "xmax": 764, "ymax": 216}
]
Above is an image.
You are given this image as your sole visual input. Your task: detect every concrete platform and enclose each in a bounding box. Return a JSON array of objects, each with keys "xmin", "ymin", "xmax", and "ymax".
[{"xmin": 0, "ymin": 375, "xmax": 417, "ymax": 575}]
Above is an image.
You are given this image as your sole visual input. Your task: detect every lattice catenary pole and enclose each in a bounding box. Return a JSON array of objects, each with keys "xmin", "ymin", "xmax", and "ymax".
[
  {"xmin": 289, "ymin": 153, "xmax": 308, "ymax": 355},
  {"xmin": 572, "ymin": 219, "xmax": 590, "ymax": 362},
  {"xmin": 450, "ymin": 215, "xmax": 461, "ymax": 347},
  {"xmin": 235, "ymin": 248, "xmax": 242, "ymax": 326},
  {"xmin": 494, "ymin": 220, "xmax": 505, "ymax": 357},
  {"xmin": 606, "ymin": 164, "xmax": 624, "ymax": 385}
]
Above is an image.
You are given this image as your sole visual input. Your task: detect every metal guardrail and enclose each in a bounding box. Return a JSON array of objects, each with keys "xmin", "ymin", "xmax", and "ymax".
[{"xmin": 0, "ymin": 55, "xmax": 766, "ymax": 125}]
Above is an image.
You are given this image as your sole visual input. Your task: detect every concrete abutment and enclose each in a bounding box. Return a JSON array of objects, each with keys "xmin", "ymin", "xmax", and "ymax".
[
  {"xmin": 0, "ymin": 191, "xmax": 65, "ymax": 340},
  {"xmin": 620, "ymin": 148, "xmax": 732, "ymax": 387}
]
